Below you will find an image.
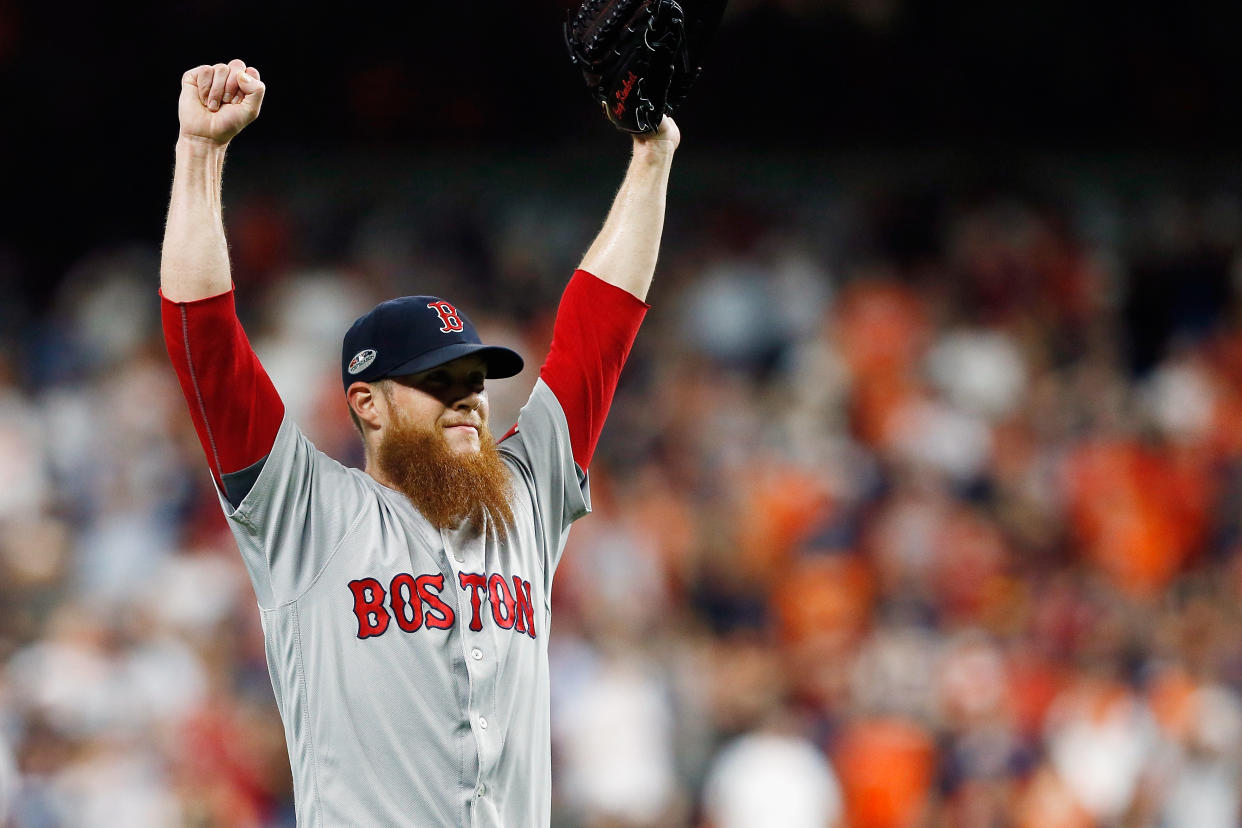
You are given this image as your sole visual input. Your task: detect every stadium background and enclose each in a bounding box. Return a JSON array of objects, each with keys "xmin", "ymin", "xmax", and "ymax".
[{"xmin": 5, "ymin": 0, "xmax": 1242, "ymax": 824}]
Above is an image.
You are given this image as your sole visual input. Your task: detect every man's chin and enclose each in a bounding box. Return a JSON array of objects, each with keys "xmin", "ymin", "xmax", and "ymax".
[
  {"xmin": 445, "ymin": 437, "xmax": 481, "ymax": 455},
  {"xmin": 443, "ymin": 426, "xmax": 481, "ymax": 455}
]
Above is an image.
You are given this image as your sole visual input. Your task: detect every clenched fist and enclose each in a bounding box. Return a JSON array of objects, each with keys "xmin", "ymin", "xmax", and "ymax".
[{"xmin": 179, "ymin": 59, "xmax": 265, "ymax": 145}]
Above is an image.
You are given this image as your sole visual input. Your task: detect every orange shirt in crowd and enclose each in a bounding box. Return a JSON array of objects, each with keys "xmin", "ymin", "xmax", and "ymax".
[
  {"xmin": 832, "ymin": 716, "xmax": 935, "ymax": 828},
  {"xmin": 833, "ymin": 281, "xmax": 928, "ymax": 447},
  {"xmin": 1063, "ymin": 440, "xmax": 1211, "ymax": 597}
]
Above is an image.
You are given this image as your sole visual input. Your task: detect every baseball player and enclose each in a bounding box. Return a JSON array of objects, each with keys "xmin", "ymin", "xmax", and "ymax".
[{"xmin": 159, "ymin": 60, "xmax": 678, "ymax": 825}]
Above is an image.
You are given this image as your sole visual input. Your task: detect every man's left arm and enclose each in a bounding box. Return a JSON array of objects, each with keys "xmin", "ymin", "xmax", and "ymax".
[
  {"xmin": 576, "ymin": 118, "xmax": 680, "ymax": 302},
  {"xmin": 534, "ymin": 118, "xmax": 680, "ymax": 469}
]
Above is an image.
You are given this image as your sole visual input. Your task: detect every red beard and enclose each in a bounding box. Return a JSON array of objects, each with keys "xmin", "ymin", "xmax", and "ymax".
[{"xmin": 376, "ymin": 415, "xmax": 514, "ymax": 540}]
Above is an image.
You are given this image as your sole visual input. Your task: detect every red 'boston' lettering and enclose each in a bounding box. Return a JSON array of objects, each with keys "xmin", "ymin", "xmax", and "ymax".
[
  {"xmin": 349, "ymin": 578, "xmax": 391, "ymax": 639},
  {"xmin": 389, "ymin": 573, "xmax": 422, "ymax": 632},
  {"xmin": 350, "ymin": 571, "xmax": 535, "ymax": 640},
  {"xmin": 458, "ymin": 573, "xmax": 488, "ymax": 631},
  {"xmin": 416, "ymin": 574, "xmax": 455, "ymax": 630},
  {"xmin": 513, "ymin": 576, "xmax": 535, "ymax": 639},
  {"xmin": 489, "ymin": 574, "xmax": 516, "ymax": 630}
]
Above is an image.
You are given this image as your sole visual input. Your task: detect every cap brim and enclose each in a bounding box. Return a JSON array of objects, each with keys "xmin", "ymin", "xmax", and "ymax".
[{"xmin": 382, "ymin": 343, "xmax": 525, "ymax": 381}]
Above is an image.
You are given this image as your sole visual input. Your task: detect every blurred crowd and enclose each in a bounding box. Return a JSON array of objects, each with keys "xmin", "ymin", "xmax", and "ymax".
[{"xmin": 3, "ymin": 154, "xmax": 1242, "ymax": 827}]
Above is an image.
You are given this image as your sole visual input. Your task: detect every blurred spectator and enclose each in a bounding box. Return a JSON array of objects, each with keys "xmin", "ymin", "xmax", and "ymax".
[
  {"xmin": 0, "ymin": 368, "xmax": 49, "ymax": 521},
  {"xmin": 701, "ymin": 726, "xmax": 843, "ymax": 828},
  {"xmin": 1042, "ymin": 676, "xmax": 1158, "ymax": 823},
  {"xmin": 551, "ymin": 642, "xmax": 679, "ymax": 826},
  {"xmin": 0, "ymin": 731, "xmax": 14, "ymax": 823},
  {"xmin": 832, "ymin": 715, "xmax": 935, "ymax": 828}
]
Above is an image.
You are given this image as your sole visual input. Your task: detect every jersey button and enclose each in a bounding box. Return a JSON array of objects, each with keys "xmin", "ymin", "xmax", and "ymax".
[
  {"xmin": 477, "ymin": 784, "xmax": 487, "ymax": 797},
  {"xmin": 471, "ymin": 648, "xmax": 483, "ymax": 661},
  {"xmin": 479, "ymin": 717, "xmax": 488, "ymax": 729}
]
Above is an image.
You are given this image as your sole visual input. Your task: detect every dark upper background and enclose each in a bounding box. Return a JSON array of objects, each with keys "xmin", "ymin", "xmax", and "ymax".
[{"xmin": 3, "ymin": 0, "xmax": 1241, "ymax": 313}]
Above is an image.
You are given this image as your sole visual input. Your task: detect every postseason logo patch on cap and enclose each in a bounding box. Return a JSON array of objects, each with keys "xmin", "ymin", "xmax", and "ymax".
[{"xmin": 348, "ymin": 349, "xmax": 377, "ymax": 375}]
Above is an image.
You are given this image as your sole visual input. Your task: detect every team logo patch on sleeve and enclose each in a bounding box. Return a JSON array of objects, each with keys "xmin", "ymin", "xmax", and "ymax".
[{"xmin": 348, "ymin": 349, "xmax": 378, "ymax": 375}]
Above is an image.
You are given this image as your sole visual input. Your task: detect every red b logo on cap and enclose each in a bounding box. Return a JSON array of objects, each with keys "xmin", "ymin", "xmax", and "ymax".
[{"xmin": 427, "ymin": 301, "xmax": 464, "ymax": 333}]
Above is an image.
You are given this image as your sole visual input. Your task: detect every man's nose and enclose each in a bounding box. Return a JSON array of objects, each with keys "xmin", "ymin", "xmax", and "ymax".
[{"xmin": 455, "ymin": 388, "xmax": 482, "ymax": 411}]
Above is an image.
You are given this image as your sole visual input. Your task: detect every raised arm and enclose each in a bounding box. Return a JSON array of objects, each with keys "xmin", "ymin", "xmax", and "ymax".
[
  {"xmin": 577, "ymin": 118, "xmax": 680, "ymax": 301},
  {"xmin": 161, "ymin": 60, "xmax": 265, "ymax": 301},
  {"xmin": 160, "ymin": 60, "xmax": 283, "ymax": 506},
  {"xmin": 533, "ymin": 118, "xmax": 681, "ymax": 469}
]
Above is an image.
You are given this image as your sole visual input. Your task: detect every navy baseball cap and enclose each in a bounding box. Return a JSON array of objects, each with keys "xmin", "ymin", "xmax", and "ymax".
[{"xmin": 341, "ymin": 296, "xmax": 524, "ymax": 390}]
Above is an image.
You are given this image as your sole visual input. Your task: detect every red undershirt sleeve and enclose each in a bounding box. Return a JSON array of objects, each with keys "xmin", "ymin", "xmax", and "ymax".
[
  {"xmin": 161, "ymin": 288, "xmax": 285, "ymax": 494},
  {"xmin": 537, "ymin": 270, "xmax": 649, "ymax": 470}
]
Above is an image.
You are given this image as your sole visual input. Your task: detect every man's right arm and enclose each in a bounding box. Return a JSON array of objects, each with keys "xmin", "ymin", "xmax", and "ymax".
[
  {"xmin": 162, "ymin": 60, "xmax": 265, "ymax": 302},
  {"xmin": 161, "ymin": 60, "xmax": 283, "ymax": 503}
]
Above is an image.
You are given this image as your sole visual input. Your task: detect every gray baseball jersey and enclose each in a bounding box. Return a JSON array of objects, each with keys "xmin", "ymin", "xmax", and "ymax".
[{"xmin": 220, "ymin": 378, "xmax": 589, "ymax": 826}]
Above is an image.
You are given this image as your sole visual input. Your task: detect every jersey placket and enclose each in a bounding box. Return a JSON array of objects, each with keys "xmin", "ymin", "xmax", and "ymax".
[{"xmin": 440, "ymin": 524, "xmax": 501, "ymax": 810}]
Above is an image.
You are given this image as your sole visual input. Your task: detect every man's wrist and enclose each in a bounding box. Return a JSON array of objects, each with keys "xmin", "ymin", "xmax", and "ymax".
[
  {"xmin": 176, "ymin": 134, "xmax": 230, "ymax": 158},
  {"xmin": 631, "ymin": 141, "xmax": 676, "ymax": 166}
]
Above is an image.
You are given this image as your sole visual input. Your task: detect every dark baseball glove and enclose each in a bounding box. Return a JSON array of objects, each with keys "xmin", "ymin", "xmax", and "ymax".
[{"xmin": 565, "ymin": 0, "xmax": 726, "ymax": 134}]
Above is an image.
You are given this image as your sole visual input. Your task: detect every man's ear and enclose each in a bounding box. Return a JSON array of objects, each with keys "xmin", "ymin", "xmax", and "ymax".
[{"xmin": 347, "ymin": 381, "xmax": 385, "ymax": 431}]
